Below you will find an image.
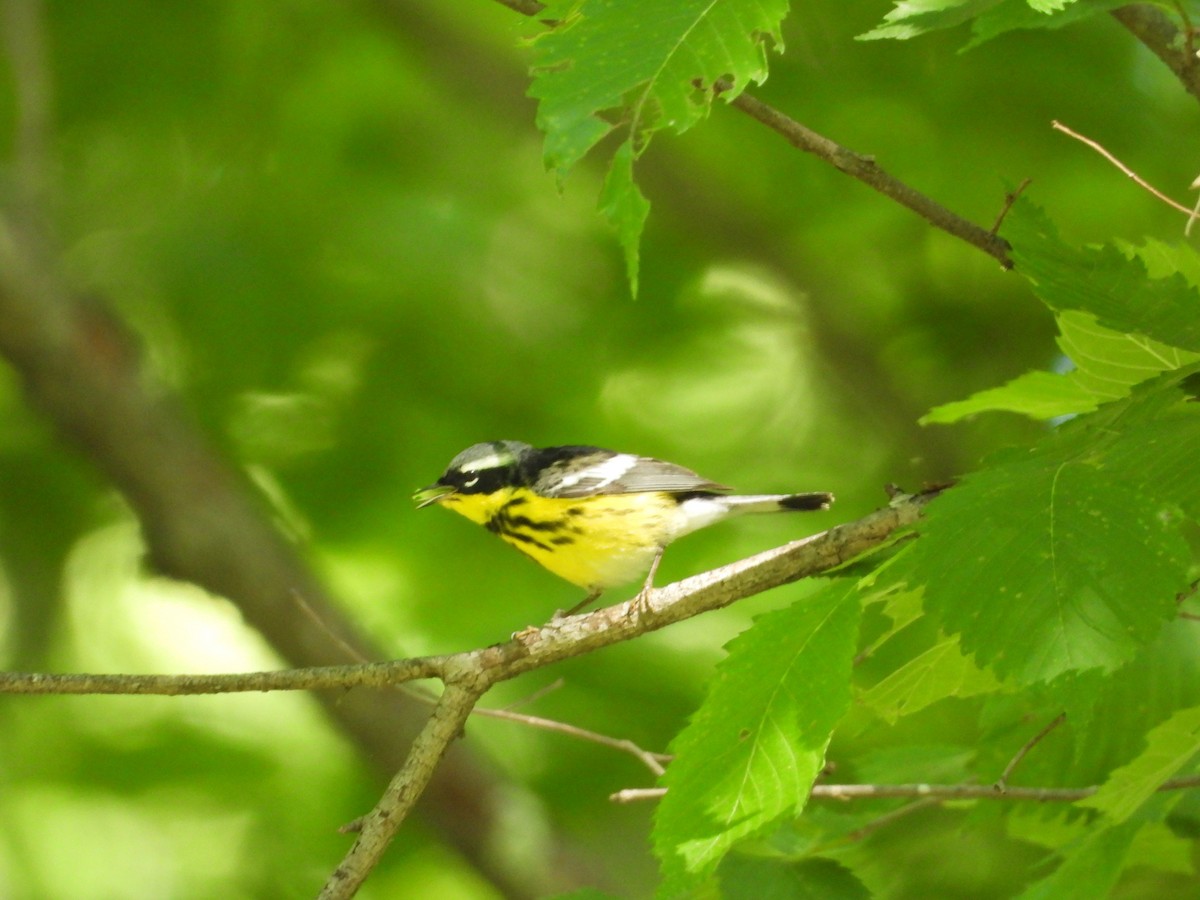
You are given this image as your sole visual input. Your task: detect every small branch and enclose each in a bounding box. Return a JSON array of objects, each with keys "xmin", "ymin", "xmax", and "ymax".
[
  {"xmin": 0, "ymin": 657, "xmax": 446, "ymax": 695},
  {"xmin": 812, "ymin": 777, "xmax": 1200, "ymax": 802},
  {"xmin": 991, "ymin": 178, "xmax": 1032, "ymax": 235},
  {"xmin": 1051, "ymin": 120, "xmax": 1195, "ymax": 217},
  {"xmin": 728, "ymin": 91, "xmax": 1012, "ymax": 268},
  {"xmin": 994, "ymin": 712, "xmax": 1066, "ymax": 793},
  {"xmin": 611, "ymin": 787, "xmax": 666, "ymax": 803},
  {"xmin": 611, "ymin": 774, "xmax": 1200, "ymax": 804},
  {"xmin": 320, "ymin": 679, "xmax": 486, "ymax": 899},
  {"xmin": 492, "ymin": 0, "xmax": 1013, "ymax": 270},
  {"xmin": 478, "ymin": 706, "xmax": 670, "ymax": 776}
]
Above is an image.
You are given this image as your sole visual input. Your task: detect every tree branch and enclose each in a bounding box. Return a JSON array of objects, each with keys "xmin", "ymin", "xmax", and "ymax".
[
  {"xmin": 0, "ymin": 491, "xmax": 934, "ymax": 698},
  {"xmin": 1112, "ymin": 4, "xmax": 1200, "ymax": 103},
  {"xmin": 321, "ymin": 680, "xmax": 487, "ymax": 899},
  {"xmin": 0, "ymin": 490, "xmax": 931, "ymax": 892}
]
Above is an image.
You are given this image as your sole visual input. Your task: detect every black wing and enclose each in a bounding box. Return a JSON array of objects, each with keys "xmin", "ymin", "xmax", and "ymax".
[{"xmin": 526, "ymin": 446, "xmax": 730, "ymax": 498}]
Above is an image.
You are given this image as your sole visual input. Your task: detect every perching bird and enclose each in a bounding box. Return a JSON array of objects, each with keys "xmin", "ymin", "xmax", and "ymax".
[{"xmin": 414, "ymin": 441, "xmax": 834, "ymax": 615}]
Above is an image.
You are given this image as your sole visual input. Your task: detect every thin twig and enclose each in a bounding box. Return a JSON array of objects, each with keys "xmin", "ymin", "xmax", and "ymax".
[
  {"xmin": 499, "ymin": 677, "xmax": 565, "ymax": 711},
  {"xmin": 991, "ymin": 178, "xmax": 1032, "ymax": 235},
  {"xmin": 611, "ymin": 787, "xmax": 666, "ymax": 803},
  {"xmin": 729, "ymin": 91, "xmax": 1013, "ymax": 268},
  {"xmin": 1051, "ymin": 120, "xmax": 1195, "ymax": 217},
  {"xmin": 610, "ymin": 774, "xmax": 1200, "ymax": 804},
  {"xmin": 994, "ymin": 713, "xmax": 1066, "ymax": 793},
  {"xmin": 479, "ymin": 707, "xmax": 670, "ymax": 775}
]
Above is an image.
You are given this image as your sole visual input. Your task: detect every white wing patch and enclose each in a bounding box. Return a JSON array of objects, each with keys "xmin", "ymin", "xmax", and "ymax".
[{"xmin": 555, "ymin": 453, "xmax": 639, "ymax": 492}]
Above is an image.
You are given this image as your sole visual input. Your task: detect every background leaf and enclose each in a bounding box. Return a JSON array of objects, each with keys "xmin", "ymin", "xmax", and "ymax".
[
  {"xmin": 719, "ymin": 855, "xmax": 871, "ymax": 900},
  {"xmin": 1017, "ymin": 820, "xmax": 1140, "ymax": 900},
  {"xmin": 859, "ymin": 631, "xmax": 1001, "ymax": 723},
  {"xmin": 1079, "ymin": 705, "xmax": 1200, "ymax": 823},
  {"xmin": 1006, "ymin": 199, "xmax": 1200, "ymax": 353}
]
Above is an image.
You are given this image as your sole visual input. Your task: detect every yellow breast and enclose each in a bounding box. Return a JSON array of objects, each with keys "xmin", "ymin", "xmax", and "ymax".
[{"xmin": 438, "ymin": 488, "xmax": 680, "ymax": 590}]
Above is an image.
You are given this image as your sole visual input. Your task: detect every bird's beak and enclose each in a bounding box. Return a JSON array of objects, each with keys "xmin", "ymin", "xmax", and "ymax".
[{"xmin": 413, "ymin": 484, "xmax": 456, "ymax": 508}]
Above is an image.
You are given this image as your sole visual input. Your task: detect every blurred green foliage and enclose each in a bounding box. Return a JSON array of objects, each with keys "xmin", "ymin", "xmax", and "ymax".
[{"xmin": 1, "ymin": 1, "xmax": 1198, "ymax": 897}]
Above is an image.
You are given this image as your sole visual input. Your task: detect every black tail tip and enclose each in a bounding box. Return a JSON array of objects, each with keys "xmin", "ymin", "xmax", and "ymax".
[{"xmin": 780, "ymin": 492, "xmax": 834, "ymax": 511}]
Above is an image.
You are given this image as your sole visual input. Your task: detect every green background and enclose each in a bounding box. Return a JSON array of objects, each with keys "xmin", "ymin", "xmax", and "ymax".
[{"xmin": 0, "ymin": 1, "xmax": 1194, "ymax": 896}]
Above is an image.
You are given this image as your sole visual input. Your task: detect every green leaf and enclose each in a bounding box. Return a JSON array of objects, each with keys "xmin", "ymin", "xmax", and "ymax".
[
  {"xmin": 967, "ymin": 0, "xmax": 1130, "ymax": 49},
  {"xmin": 654, "ymin": 579, "xmax": 862, "ymax": 894},
  {"xmin": 531, "ymin": 0, "xmax": 788, "ymax": 173},
  {"xmin": 863, "ymin": 0, "xmax": 1128, "ymax": 46},
  {"xmin": 854, "ymin": 743, "xmax": 976, "ymax": 785},
  {"xmin": 901, "ymin": 382, "xmax": 1199, "ymax": 685},
  {"xmin": 1126, "ymin": 821, "xmax": 1197, "ymax": 876},
  {"xmin": 1095, "ymin": 397, "xmax": 1200, "ymax": 521},
  {"xmin": 911, "ymin": 458, "xmax": 1185, "ymax": 684},
  {"xmin": 929, "ymin": 204, "xmax": 1200, "ymax": 425},
  {"xmin": 719, "ymin": 855, "xmax": 870, "ymax": 900},
  {"xmin": 1006, "ymin": 199, "xmax": 1200, "ymax": 353},
  {"xmin": 921, "ymin": 369, "xmax": 1099, "ymax": 423},
  {"xmin": 1017, "ymin": 820, "xmax": 1140, "ymax": 900},
  {"xmin": 530, "ymin": 0, "xmax": 789, "ymax": 290},
  {"xmin": 1057, "ymin": 310, "xmax": 1200, "ymax": 400},
  {"xmin": 859, "ymin": 0, "xmax": 1004, "ymax": 41},
  {"xmin": 598, "ymin": 140, "xmax": 650, "ymax": 295},
  {"xmin": 923, "ymin": 310, "xmax": 1199, "ymax": 424},
  {"xmin": 1054, "ymin": 619, "xmax": 1200, "ymax": 792},
  {"xmin": 1079, "ymin": 705, "xmax": 1200, "ymax": 823},
  {"xmin": 860, "ymin": 631, "xmax": 1001, "ymax": 723}
]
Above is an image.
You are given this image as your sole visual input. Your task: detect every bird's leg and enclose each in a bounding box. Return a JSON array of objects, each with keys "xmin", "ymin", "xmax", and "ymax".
[
  {"xmin": 629, "ymin": 547, "xmax": 664, "ymax": 618},
  {"xmin": 557, "ymin": 587, "xmax": 603, "ymax": 619}
]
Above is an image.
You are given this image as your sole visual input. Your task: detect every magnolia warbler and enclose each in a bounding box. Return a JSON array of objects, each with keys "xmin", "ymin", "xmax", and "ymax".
[{"xmin": 414, "ymin": 441, "xmax": 834, "ymax": 614}]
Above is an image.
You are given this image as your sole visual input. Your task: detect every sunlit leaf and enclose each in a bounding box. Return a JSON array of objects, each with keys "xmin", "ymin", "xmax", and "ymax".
[
  {"xmin": 921, "ymin": 369, "xmax": 1098, "ymax": 422},
  {"xmin": 655, "ymin": 580, "xmax": 861, "ymax": 893},
  {"xmin": 860, "ymin": 631, "xmax": 1001, "ymax": 723},
  {"xmin": 859, "ymin": 0, "xmax": 1004, "ymax": 41},
  {"xmin": 530, "ymin": 0, "xmax": 788, "ymax": 289},
  {"xmin": 901, "ymin": 378, "xmax": 1200, "ymax": 685}
]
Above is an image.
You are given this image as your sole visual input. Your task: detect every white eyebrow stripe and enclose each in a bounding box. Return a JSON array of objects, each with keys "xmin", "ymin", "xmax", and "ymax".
[
  {"xmin": 555, "ymin": 453, "xmax": 638, "ymax": 489},
  {"xmin": 459, "ymin": 452, "xmax": 513, "ymax": 472}
]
